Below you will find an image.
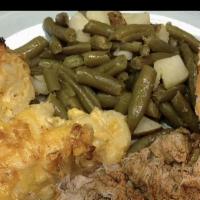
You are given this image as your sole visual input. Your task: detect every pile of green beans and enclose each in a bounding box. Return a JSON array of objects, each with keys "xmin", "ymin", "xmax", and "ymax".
[{"xmin": 13, "ymin": 11, "xmax": 200, "ymax": 139}]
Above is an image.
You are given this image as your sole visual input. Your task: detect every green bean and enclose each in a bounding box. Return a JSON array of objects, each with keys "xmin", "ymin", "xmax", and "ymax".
[
  {"xmin": 127, "ymin": 65, "xmax": 156, "ymax": 132},
  {"xmin": 128, "ymin": 129, "xmax": 171, "ymax": 153},
  {"xmin": 59, "ymin": 69, "xmax": 96, "ymax": 113},
  {"xmin": 110, "ymin": 24, "xmax": 155, "ymax": 42},
  {"xmin": 147, "ymin": 37, "xmax": 177, "ymax": 53},
  {"xmin": 145, "ymin": 99, "xmax": 161, "ymax": 119},
  {"xmin": 49, "ymin": 35, "xmax": 62, "ymax": 54},
  {"xmin": 61, "ymin": 81, "xmax": 76, "ymax": 97},
  {"xmin": 82, "ymin": 86, "xmax": 102, "ymax": 108},
  {"xmin": 39, "ymin": 48, "xmax": 55, "ymax": 59},
  {"xmin": 62, "ymin": 42, "xmax": 91, "ymax": 55},
  {"xmin": 171, "ymin": 91, "xmax": 199, "ymax": 132},
  {"xmin": 63, "ymin": 55, "xmax": 84, "ymax": 68},
  {"xmin": 111, "ymin": 41, "xmax": 142, "ymax": 53},
  {"xmin": 125, "ymin": 72, "xmax": 140, "ymax": 91},
  {"xmin": 139, "ymin": 44, "xmax": 150, "ymax": 56},
  {"xmin": 75, "ymin": 68, "xmax": 123, "ymax": 96},
  {"xmin": 57, "ymin": 88, "xmax": 83, "ymax": 110},
  {"xmin": 97, "ymin": 93, "xmax": 118, "ymax": 109},
  {"xmin": 59, "ymin": 67, "xmax": 77, "ymax": 80},
  {"xmin": 14, "ymin": 36, "xmax": 48, "ymax": 59},
  {"xmin": 28, "ymin": 56, "xmax": 40, "ymax": 68},
  {"xmin": 83, "ymin": 20, "xmax": 114, "ymax": 37},
  {"xmin": 94, "ymin": 55, "xmax": 127, "ymax": 76},
  {"xmin": 42, "ymin": 65, "xmax": 61, "ymax": 92},
  {"xmin": 128, "ymin": 135, "xmax": 156, "ymax": 153},
  {"xmin": 108, "ymin": 11, "xmax": 127, "ymax": 27},
  {"xmin": 82, "ymin": 51, "xmax": 110, "ymax": 67},
  {"xmin": 114, "ymin": 92, "xmax": 132, "ymax": 115},
  {"xmin": 55, "ymin": 12, "xmax": 69, "ymax": 27},
  {"xmin": 43, "ymin": 17, "xmax": 76, "ymax": 43},
  {"xmin": 130, "ymin": 52, "xmax": 176, "ymax": 70},
  {"xmin": 180, "ymin": 42, "xmax": 197, "ymax": 107},
  {"xmin": 30, "ymin": 65, "xmax": 43, "ymax": 76},
  {"xmin": 39, "ymin": 58, "xmax": 63, "ymax": 68},
  {"xmin": 152, "ymin": 84, "xmax": 185, "ymax": 103},
  {"xmin": 117, "ymin": 72, "xmax": 129, "ymax": 82},
  {"xmin": 166, "ymin": 23, "xmax": 200, "ymax": 52},
  {"xmin": 90, "ymin": 35, "xmax": 112, "ymax": 50},
  {"xmin": 48, "ymin": 93, "xmax": 68, "ymax": 119},
  {"xmin": 159, "ymin": 102, "xmax": 185, "ymax": 128}
]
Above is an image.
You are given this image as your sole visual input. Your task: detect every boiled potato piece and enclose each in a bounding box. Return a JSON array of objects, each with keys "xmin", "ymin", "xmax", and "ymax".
[
  {"xmin": 32, "ymin": 75, "xmax": 49, "ymax": 95},
  {"xmin": 69, "ymin": 11, "xmax": 90, "ymax": 42},
  {"xmin": 134, "ymin": 116, "xmax": 162, "ymax": 136},
  {"xmin": 156, "ymin": 24, "xmax": 169, "ymax": 43},
  {"xmin": 154, "ymin": 55, "xmax": 189, "ymax": 89},
  {"xmin": 86, "ymin": 11, "xmax": 110, "ymax": 25},
  {"xmin": 122, "ymin": 12, "xmax": 150, "ymax": 24}
]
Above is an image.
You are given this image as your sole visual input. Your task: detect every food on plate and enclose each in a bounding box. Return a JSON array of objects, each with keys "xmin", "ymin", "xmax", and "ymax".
[
  {"xmin": 0, "ymin": 42, "xmax": 35, "ymax": 122},
  {"xmin": 0, "ymin": 102, "xmax": 131, "ymax": 199},
  {"xmin": 2, "ymin": 10, "xmax": 200, "ymax": 200},
  {"xmin": 58, "ymin": 128, "xmax": 200, "ymax": 200}
]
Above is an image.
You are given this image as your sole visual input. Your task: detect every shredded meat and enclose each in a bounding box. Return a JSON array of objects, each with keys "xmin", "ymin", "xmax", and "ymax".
[
  {"xmin": 57, "ymin": 168, "xmax": 144, "ymax": 200},
  {"xmin": 58, "ymin": 128, "xmax": 200, "ymax": 200}
]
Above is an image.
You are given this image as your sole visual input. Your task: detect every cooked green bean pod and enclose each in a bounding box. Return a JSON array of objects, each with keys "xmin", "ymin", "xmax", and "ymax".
[
  {"xmin": 159, "ymin": 102, "xmax": 185, "ymax": 128},
  {"xmin": 130, "ymin": 52, "xmax": 176, "ymax": 70},
  {"xmin": 76, "ymin": 68, "xmax": 123, "ymax": 95},
  {"xmin": 139, "ymin": 44, "xmax": 150, "ymax": 56},
  {"xmin": 59, "ymin": 69, "xmax": 96, "ymax": 113},
  {"xmin": 180, "ymin": 42, "xmax": 197, "ymax": 107},
  {"xmin": 111, "ymin": 41, "xmax": 142, "ymax": 52},
  {"xmin": 82, "ymin": 51, "xmax": 110, "ymax": 67},
  {"xmin": 147, "ymin": 37, "xmax": 177, "ymax": 53},
  {"xmin": 30, "ymin": 65, "xmax": 43, "ymax": 76},
  {"xmin": 39, "ymin": 48, "xmax": 55, "ymax": 59},
  {"xmin": 166, "ymin": 23, "xmax": 200, "ymax": 52},
  {"xmin": 48, "ymin": 93, "xmax": 68, "ymax": 119},
  {"xmin": 28, "ymin": 57, "xmax": 40, "ymax": 68},
  {"xmin": 62, "ymin": 42, "xmax": 91, "ymax": 55},
  {"xmin": 145, "ymin": 99, "xmax": 161, "ymax": 119},
  {"xmin": 94, "ymin": 55, "xmax": 127, "ymax": 75},
  {"xmin": 114, "ymin": 92, "xmax": 132, "ymax": 115},
  {"xmin": 97, "ymin": 93, "xmax": 118, "ymax": 109},
  {"xmin": 128, "ymin": 129, "xmax": 171, "ymax": 153},
  {"xmin": 171, "ymin": 91, "xmax": 199, "ymax": 132},
  {"xmin": 63, "ymin": 55, "xmax": 84, "ymax": 68},
  {"xmin": 110, "ymin": 24, "xmax": 155, "ymax": 42},
  {"xmin": 39, "ymin": 58, "xmax": 63, "ymax": 68},
  {"xmin": 42, "ymin": 65, "xmax": 61, "ymax": 92},
  {"xmin": 14, "ymin": 36, "xmax": 48, "ymax": 59},
  {"xmin": 152, "ymin": 84, "xmax": 185, "ymax": 103},
  {"xmin": 55, "ymin": 12, "xmax": 69, "ymax": 27},
  {"xmin": 82, "ymin": 86, "xmax": 101, "ymax": 109},
  {"xmin": 43, "ymin": 17, "xmax": 76, "ymax": 42},
  {"xmin": 127, "ymin": 65, "xmax": 156, "ymax": 132},
  {"xmin": 90, "ymin": 35, "xmax": 112, "ymax": 50},
  {"xmin": 49, "ymin": 35, "xmax": 62, "ymax": 54},
  {"xmin": 83, "ymin": 20, "xmax": 114, "ymax": 37},
  {"xmin": 57, "ymin": 88, "xmax": 83, "ymax": 110},
  {"xmin": 117, "ymin": 72, "xmax": 129, "ymax": 82}
]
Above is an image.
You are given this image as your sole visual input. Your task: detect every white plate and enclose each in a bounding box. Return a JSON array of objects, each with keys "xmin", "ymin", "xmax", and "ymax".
[{"xmin": 6, "ymin": 13, "xmax": 200, "ymax": 49}]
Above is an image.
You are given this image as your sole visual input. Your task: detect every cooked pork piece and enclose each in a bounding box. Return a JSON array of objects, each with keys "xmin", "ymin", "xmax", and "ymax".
[{"xmin": 58, "ymin": 128, "xmax": 200, "ymax": 200}]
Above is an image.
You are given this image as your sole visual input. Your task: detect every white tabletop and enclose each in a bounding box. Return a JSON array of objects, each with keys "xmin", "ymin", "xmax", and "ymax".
[{"xmin": 1, "ymin": 11, "xmax": 200, "ymax": 38}]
